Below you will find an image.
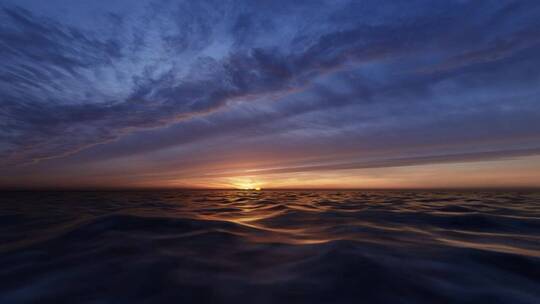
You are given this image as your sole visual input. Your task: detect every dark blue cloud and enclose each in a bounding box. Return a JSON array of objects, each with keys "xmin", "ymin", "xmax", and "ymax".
[{"xmin": 0, "ymin": 0, "xmax": 539, "ymax": 186}]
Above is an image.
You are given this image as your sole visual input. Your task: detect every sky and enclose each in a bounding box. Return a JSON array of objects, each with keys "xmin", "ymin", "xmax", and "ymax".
[{"xmin": 1, "ymin": 0, "xmax": 540, "ymax": 189}]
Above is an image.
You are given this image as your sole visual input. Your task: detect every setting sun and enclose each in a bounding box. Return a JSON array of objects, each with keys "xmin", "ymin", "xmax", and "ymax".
[{"xmin": 232, "ymin": 178, "xmax": 262, "ymax": 190}]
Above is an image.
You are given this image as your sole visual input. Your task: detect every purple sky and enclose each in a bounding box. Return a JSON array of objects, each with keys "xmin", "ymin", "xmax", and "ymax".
[{"xmin": 1, "ymin": 0, "xmax": 540, "ymax": 189}]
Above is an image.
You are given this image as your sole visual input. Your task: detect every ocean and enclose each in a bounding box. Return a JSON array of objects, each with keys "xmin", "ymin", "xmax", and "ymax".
[{"xmin": 1, "ymin": 190, "xmax": 539, "ymax": 303}]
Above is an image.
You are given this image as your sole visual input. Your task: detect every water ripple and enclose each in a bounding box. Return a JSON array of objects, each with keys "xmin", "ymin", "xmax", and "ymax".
[{"xmin": 0, "ymin": 190, "xmax": 539, "ymax": 303}]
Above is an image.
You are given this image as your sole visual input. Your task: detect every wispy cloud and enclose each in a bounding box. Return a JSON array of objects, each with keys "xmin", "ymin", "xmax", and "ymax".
[{"xmin": 1, "ymin": 0, "xmax": 540, "ymax": 187}]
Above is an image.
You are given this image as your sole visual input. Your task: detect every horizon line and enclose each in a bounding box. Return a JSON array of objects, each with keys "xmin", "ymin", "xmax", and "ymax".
[{"xmin": 2, "ymin": 186, "xmax": 539, "ymax": 192}]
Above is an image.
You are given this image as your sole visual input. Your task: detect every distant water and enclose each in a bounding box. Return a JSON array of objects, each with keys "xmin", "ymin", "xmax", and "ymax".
[{"xmin": 1, "ymin": 190, "xmax": 539, "ymax": 303}]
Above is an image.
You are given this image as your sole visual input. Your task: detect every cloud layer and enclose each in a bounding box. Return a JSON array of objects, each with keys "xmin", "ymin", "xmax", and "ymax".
[{"xmin": 1, "ymin": 0, "xmax": 540, "ymax": 187}]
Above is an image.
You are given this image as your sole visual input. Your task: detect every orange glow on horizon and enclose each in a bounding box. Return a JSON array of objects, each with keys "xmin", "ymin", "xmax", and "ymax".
[
  {"xmin": 228, "ymin": 177, "xmax": 264, "ymax": 190},
  {"xmin": 157, "ymin": 155, "xmax": 540, "ymax": 190},
  {"xmin": 8, "ymin": 155, "xmax": 540, "ymax": 190}
]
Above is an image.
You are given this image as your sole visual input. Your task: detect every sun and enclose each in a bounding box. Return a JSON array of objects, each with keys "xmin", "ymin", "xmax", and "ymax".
[
  {"xmin": 237, "ymin": 184, "xmax": 262, "ymax": 191},
  {"xmin": 232, "ymin": 179, "xmax": 262, "ymax": 191}
]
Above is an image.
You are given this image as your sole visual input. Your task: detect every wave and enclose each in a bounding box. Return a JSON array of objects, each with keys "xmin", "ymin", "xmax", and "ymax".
[{"xmin": 0, "ymin": 191, "xmax": 539, "ymax": 303}]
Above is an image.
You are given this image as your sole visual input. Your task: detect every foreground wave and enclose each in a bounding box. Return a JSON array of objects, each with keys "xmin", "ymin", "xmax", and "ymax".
[{"xmin": 1, "ymin": 190, "xmax": 539, "ymax": 303}]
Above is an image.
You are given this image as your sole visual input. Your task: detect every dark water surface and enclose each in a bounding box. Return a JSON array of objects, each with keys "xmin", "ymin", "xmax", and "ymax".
[{"xmin": 1, "ymin": 190, "xmax": 539, "ymax": 303}]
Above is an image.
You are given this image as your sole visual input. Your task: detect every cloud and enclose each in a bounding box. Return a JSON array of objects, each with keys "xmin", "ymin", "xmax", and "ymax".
[
  {"xmin": 0, "ymin": 0, "xmax": 539, "ymax": 179},
  {"xmin": 202, "ymin": 148, "xmax": 540, "ymax": 178}
]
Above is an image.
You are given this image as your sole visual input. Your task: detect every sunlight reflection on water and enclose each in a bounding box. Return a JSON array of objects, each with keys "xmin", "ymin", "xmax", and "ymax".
[{"xmin": 1, "ymin": 190, "xmax": 539, "ymax": 303}]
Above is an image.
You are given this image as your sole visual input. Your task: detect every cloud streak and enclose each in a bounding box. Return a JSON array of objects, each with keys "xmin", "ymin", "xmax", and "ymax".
[
  {"xmin": 203, "ymin": 148, "xmax": 540, "ymax": 178},
  {"xmin": 0, "ymin": 0, "xmax": 540, "ymax": 187}
]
